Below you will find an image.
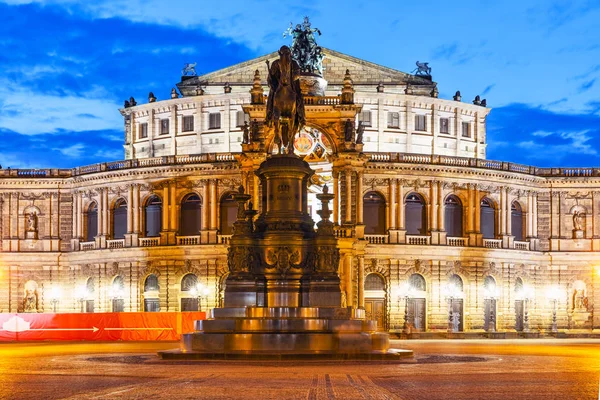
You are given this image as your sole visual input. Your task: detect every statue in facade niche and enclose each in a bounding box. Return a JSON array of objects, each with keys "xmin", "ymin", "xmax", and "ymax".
[
  {"xmin": 573, "ymin": 210, "xmax": 584, "ymax": 231},
  {"xmin": 283, "ymin": 17, "xmax": 324, "ymax": 75},
  {"xmin": 23, "ymin": 288, "xmax": 38, "ymax": 313},
  {"xmin": 266, "ymin": 46, "xmax": 305, "ymax": 154},
  {"xmin": 27, "ymin": 211, "xmax": 38, "ymax": 232}
]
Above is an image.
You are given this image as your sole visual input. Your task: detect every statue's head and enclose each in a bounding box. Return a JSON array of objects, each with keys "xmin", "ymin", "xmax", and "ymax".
[{"xmin": 279, "ymin": 45, "xmax": 291, "ymax": 56}]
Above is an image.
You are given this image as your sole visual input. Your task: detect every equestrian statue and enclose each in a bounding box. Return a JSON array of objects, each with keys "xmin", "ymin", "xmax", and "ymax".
[{"xmin": 266, "ymin": 45, "xmax": 306, "ymax": 155}]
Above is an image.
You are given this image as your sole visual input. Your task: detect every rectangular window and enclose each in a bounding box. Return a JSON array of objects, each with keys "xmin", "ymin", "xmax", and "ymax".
[
  {"xmin": 182, "ymin": 115, "xmax": 194, "ymax": 132},
  {"xmin": 139, "ymin": 123, "xmax": 148, "ymax": 139},
  {"xmin": 440, "ymin": 118, "xmax": 449, "ymax": 134},
  {"xmin": 387, "ymin": 112, "xmax": 400, "ymax": 128},
  {"xmin": 209, "ymin": 112, "xmax": 221, "ymax": 129},
  {"xmin": 236, "ymin": 111, "xmax": 249, "ymax": 127},
  {"xmin": 358, "ymin": 111, "xmax": 372, "ymax": 127},
  {"xmin": 462, "ymin": 122, "xmax": 470, "ymax": 137},
  {"xmin": 160, "ymin": 119, "xmax": 169, "ymax": 135},
  {"xmin": 112, "ymin": 298, "xmax": 124, "ymax": 312},
  {"xmin": 415, "ymin": 115, "xmax": 427, "ymax": 131}
]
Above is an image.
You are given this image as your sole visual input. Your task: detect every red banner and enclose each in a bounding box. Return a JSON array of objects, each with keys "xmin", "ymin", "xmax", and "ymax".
[{"xmin": 0, "ymin": 312, "xmax": 205, "ymax": 341}]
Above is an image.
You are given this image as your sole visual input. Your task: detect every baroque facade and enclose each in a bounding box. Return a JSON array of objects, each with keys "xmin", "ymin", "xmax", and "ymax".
[{"xmin": 0, "ymin": 48, "xmax": 597, "ymax": 334}]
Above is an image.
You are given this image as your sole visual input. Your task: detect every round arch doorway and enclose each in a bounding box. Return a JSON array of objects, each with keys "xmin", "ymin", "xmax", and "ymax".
[{"xmin": 364, "ymin": 273, "xmax": 387, "ymax": 331}]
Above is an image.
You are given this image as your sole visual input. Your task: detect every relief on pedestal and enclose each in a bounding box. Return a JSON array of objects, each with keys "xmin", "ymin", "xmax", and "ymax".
[
  {"xmin": 265, "ymin": 246, "xmax": 301, "ymax": 276},
  {"xmin": 313, "ymin": 246, "xmax": 340, "ymax": 274},
  {"xmin": 227, "ymin": 246, "xmax": 261, "ymax": 274}
]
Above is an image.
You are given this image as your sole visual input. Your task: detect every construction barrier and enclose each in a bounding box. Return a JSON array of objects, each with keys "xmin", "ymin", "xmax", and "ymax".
[{"xmin": 0, "ymin": 312, "xmax": 205, "ymax": 341}]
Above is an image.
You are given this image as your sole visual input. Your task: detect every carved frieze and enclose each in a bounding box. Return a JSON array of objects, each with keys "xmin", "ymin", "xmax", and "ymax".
[{"xmin": 265, "ymin": 247, "xmax": 301, "ymax": 276}]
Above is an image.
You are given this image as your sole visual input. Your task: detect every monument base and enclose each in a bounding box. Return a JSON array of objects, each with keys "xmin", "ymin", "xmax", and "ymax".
[{"xmin": 159, "ymin": 306, "xmax": 411, "ymax": 360}]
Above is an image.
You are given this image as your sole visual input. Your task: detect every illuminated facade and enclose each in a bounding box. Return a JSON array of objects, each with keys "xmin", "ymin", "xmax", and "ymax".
[{"xmin": 0, "ymin": 48, "xmax": 597, "ymax": 335}]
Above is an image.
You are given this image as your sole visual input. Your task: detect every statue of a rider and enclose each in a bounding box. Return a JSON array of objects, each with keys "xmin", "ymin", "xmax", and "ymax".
[
  {"xmin": 265, "ymin": 46, "xmax": 306, "ymax": 154},
  {"xmin": 283, "ymin": 17, "xmax": 324, "ymax": 76}
]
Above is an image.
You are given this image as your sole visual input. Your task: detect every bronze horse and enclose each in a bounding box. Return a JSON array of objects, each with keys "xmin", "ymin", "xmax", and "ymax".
[{"xmin": 266, "ymin": 46, "xmax": 305, "ymax": 154}]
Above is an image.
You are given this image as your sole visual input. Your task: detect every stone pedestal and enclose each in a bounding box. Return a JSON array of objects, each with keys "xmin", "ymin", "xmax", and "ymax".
[{"xmin": 573, "ymin": 229, "xmax": 584, "ymax": 239}]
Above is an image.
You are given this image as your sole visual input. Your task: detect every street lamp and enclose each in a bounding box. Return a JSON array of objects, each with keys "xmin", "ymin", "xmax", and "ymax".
[
  {"xmin": 48, "ymin": 286, "xmax": 62, "ymax": 313},
  {"xmin": 546, "ymin": 285, "xmax": 562, "ymax": 333},
  {"xmin": 191, "ymin": 283, "xmax": 210, "ymax": 311},
  {"xmin": 74, "ymin": 285, "xmax": 88, "ymax": 313},
  {"xmin": 443, "ymin": 283, "xmax": 463, "ymax": 333}
]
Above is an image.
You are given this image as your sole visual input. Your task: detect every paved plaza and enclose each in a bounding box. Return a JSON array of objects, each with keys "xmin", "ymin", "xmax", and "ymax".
[{"xmin": 0, "ymin": 339, "xmax": 599, "ymax": 399}]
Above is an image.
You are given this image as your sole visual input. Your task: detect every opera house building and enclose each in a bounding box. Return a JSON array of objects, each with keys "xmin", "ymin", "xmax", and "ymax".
[{"xmin": 1, "ymin": 46, "xmax": 597, "ymax": 336}]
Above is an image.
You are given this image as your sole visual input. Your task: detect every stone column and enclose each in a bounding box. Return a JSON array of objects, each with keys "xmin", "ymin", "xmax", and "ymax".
[
  {"xmin": 505, "ymin": 188, "xmax": 512, "ymax": 236},
  {"xmin": 333, "ymin": 171, "xmax": 339, "ymax": 225},
  {"xmin": 432, "ymin": 104, "xmax": 439, "ymax": 153},
  {"xmin": 526, "ymin": 192, "xmax": 533, "ymax": 237},
  {"xmin": 437, "ymin": 181, "xmax": 445, "ymax": 232},
  {"xmin": 148, "ymin": 109, "xmax": 155, "ymax": 157},
  {"xmin": 455, "ymin": 108, "xmax": 462, "ymax": 157},
  {"xmin": 201, "ymin": 182, "xmax": 209, "ymax": 230},
  {"xmin": 72, "ymin": 192, "xmax": 78, "ymax": 238},
  {"xmin": 345, "ymin": 171, "xmax": 352, "ymax": 224},
  {"xmin": 430, "ymin": 181, "xmax": 439, "ymax": 244},
  {"xmin": 162, "ymin": 184, "xmax": 169, "ymax": 232},
  {"xmin": 499, "ymin": 187, "xmax": 506, "ymax": 235},
  {"xmin": 467, "ymin": 184, "xmax": 474, "ymax": 233},
  {"xmin": 357, "ymin": 172, "xmax": 364, "ymax": 225},
  {"xmin": 358, "ymin": 256, "xmax": 365, "ymax": 308},
  {"xmin": 532, "ymin": 192, "xmax": 538, "ymax": 237},
  {"xmin": 210, "ymin": 180, "xmax": 218, "ymax": 230},
  {"xmin": 474, "ymin": 187, "xmax": 481, "ymax": 233},
  {"xmin": 345, "ymin": 254, "xmax": 353, "ymax": 307},
  {"xmin": 389, "ymin": 179, "xmax": 396, "ymax": 229},
  {"xmin": 133, "ymin": 184, "xmax": 140, "ymax": 233},
  {"xmin": 253, "ymin": 175, "xmax": 260, "ymax": 214},
  {"xmin": 127, "ymin": 185, "xmax": 134, "ymax": 234},
  {"xmin": 77, "ymin": 193, "xmax": 83, "ymax": 238},
  {"xmin": 398, "ymin": 181, "xmax": 405, "ymax": 230},
  {"xmin": 97, "ymin": 191, "xmax": 103, "ymax": 236},
  {"xmin": 195, "ymin": 102, "xmax": 203, "ymax": 154},
  {"xmin": 170, "ymin": 181, "xmax": 177, "ymax": 231}
]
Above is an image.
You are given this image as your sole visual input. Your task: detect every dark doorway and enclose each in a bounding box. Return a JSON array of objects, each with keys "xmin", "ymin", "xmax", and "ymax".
[
  {"xmin": 220, "ymin": 192, "xmax": 238, "ymax": 235},
  {"xmin": 363, "ymin": 191, "xmax": 386, "ymax": 234},
  {"xmin": 113, "ymin": 198, "xmax": 127, "ymax": 239},
  {"xmin": 86, "ymin": 202, "xmax": 98, "ymax": 242},
  {"xmin": 511, "ymin": 202, "xmax": 524, "ymax": 241},
  {"xmin": 180, "ymin": 194, "xmax": 202, "ymax": 236},
  {"xmin": 145, "ymin": 196, "xmax": 162, "ymax": 237},
  {"xmin": 405, "ymin": 193, "xmax": 426, "ymax": 235},
  {"xmin": 480, "ymin": 198, "xmax": 495, "ymax": 239},
  {"xmin": 444, "ymin": 195, "xmax": 463, "ymax": 237}
]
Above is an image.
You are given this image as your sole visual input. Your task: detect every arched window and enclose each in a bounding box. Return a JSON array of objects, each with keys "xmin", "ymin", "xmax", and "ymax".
[
  {"xmin": 144, "ymin": 196, "xmax": 162, "ymax": 237},
  {"xmin": 511, "ymin": 201, "xmax": 524, "ymax": 241},
  {"xmin": 405, "ymin": 193, "xmax": 426, "ymax": 235},
  {"xmin": 364, "ymin": 274, "xmax": 385, "ymax": 290},
  {"xmin": 220, "ymin": 192, "xmax": 237, "ymax": 235},
  {"xmin": 409, "ymin": 273, "xmax": 426, "ymax": 291},
  {"xmin": 86, "ymin": 202, "xmax": 98, "ymax": 242},
  {"xmin": 363, "ymin": 191, "xmax": 386, "ymax": 234},
  {"xmin": 448, "ymin": 274, "xmax": 463, "ymax": 292},
  {"xmin": 484, "ymin": 276, "xmax": 496, "ymax": 293},
  {"xmin": 181, "ymin": 273, "xmax": 198, "ymax": 292},
  {"xmin": 180, "ymin": 194, "xmax": 202, "ymax": 236},
  {"xmin": 113, "ymin": 198, "xmax": 127, "ymax": 239},
  {"xmin": 144, "ymin": 274, "xmax": 160, "ymax": 312},
  {"xmin": 144, "ymin": 274, "xmax": 159, "ymax": 292},
  {"xmin": 515, "ymin": 277, "xmax": 524, "ymax": 294},
  {"xmin": 111, "ymin": 276, "xmax": 125, "ymax": 312},
  {"xmin": 480, "ymin": 198, "xmax": 495, "ymax": 239},
  {"xmin": 180, "ymin": 273, "xmax": 199, "ymax": 311},
  {"xmin": 444, "ymin": 195, "xmax": 463, "ymax": 237}
]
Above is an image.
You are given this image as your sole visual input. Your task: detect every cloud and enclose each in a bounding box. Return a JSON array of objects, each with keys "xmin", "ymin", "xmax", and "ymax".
[
  {"xmin": 53, "ymin": 143, "xmax": 85, "ymax": 158},
  {"xmin": 578, "ymin": 79, "xmax": 595, "ymax": 93},
  {"xmin": 487, "ymin": 103, "xmax": 600, "ymax": 166}
]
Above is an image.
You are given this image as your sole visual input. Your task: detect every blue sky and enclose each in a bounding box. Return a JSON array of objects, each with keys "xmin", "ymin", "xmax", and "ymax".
[{"xmin": 0, "ymin": 0, "xmax": 598, "ymax": 168}]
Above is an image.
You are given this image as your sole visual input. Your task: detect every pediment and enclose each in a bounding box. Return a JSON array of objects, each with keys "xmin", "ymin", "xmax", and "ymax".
[{"xmin": 177, "ymin": 47, "xmax": 434, "ymax": 95}]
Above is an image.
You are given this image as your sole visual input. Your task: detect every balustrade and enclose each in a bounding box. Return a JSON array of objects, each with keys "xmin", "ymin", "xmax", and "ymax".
[
  {"xmin": 406, "ymin": 235, "xmax": 430, "ymax": 245},
  {"xmin": 107, "ymin": 239, "xmax": 125, "ymax": 249},
  {"xmin": 177, "ymin": 236, "xmax": 200, "ymax": 245},
  {"xmin": 364, "ymin": 234, "xmax": 388, "ymax": 244},
  {"xmin": 483, "ymin": 239, "xmax": 502, "ymax": 249},
  {"xmin": 447, "ymin": 237, "xmax": 466, "ymax": 247},
  {"xmin": 139, "ymin": 237, "xmax": 160, "ymax": 247},
  {"xmin": 79, "ymin": 241, "xmax": 95, "ymax": 251},
  {"xmin": 514, "ymin": 241, "xmax": 530, "ymax": 251}
]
